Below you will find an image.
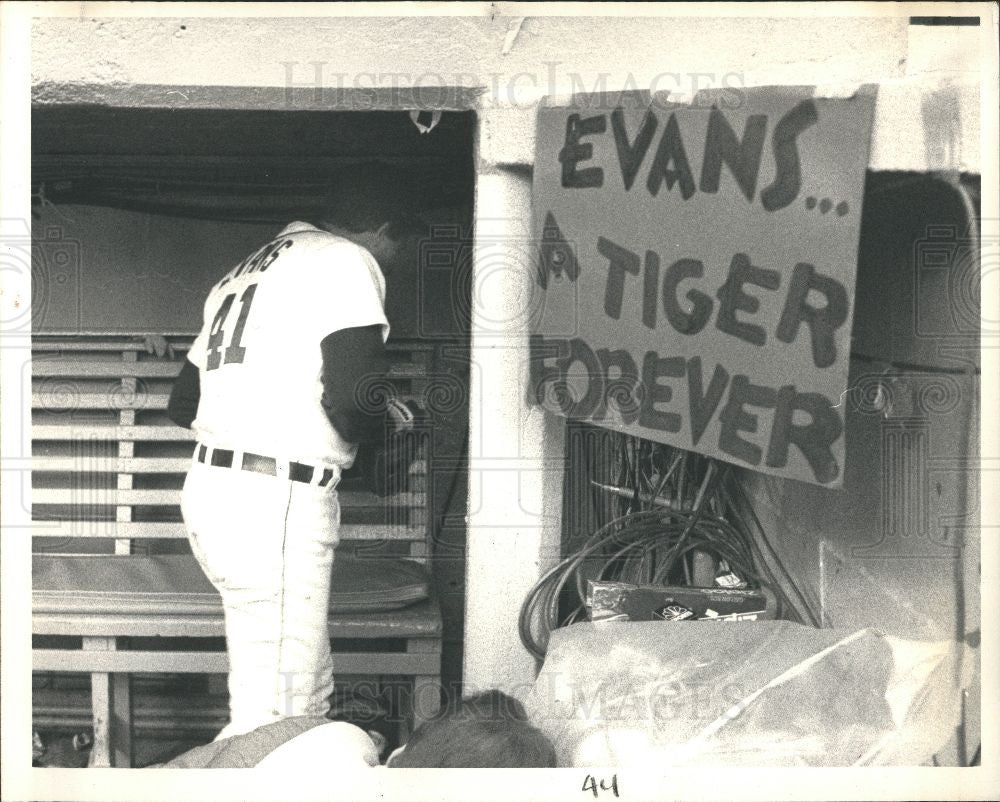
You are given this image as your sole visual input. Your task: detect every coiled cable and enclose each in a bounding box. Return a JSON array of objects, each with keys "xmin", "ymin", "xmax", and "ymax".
[{"xmin": 518, "ymin": 435, "xmax": 821, "ymax": 661}]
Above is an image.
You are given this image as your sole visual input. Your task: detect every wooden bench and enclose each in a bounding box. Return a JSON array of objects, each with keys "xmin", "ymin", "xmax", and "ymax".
[{"xmin": 31, "ymin": 335, "xmax": 442, "ymax": 767}]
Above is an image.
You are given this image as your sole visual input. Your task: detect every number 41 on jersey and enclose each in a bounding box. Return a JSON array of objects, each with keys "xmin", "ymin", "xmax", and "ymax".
[{"xmin": 206, "ymin": 283, "xmax": 257, "ymax": 371}]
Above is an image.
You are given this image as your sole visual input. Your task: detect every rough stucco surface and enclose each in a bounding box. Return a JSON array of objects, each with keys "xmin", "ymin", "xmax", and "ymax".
[
  {"xmin": 30, "ymin": 14, "xmax": 982, "ymax": 172},
  {"xmin": 32, "ymin": 16, "xmax": 907, "ymax": 90}
]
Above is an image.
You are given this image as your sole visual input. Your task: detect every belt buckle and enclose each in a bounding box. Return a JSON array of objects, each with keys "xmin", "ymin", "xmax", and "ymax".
[
  {"xmin": 211, "ymin": 449, "xmax": 233, "ymax": 469},
  {"xmin": 241, "ymin": 452, "xmax": 276, "ymax": 476}
]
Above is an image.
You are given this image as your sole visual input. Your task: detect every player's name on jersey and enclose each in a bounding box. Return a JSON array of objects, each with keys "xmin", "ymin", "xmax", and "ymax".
[{"xmin": 219, "ymin": 236, "xmax": 295, "ymax": 287}]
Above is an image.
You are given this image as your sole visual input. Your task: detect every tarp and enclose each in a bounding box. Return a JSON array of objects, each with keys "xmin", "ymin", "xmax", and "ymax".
[{"xmin": 526, "ymin": 619, "xmax": 970, "ymax": 766}]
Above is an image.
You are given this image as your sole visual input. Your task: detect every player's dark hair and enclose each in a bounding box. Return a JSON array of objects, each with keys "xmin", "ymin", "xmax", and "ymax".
[
  {"xmin": 316, "ymin": 162, "xmax": 425, "ymax": 239},
  {"xmin": 388, "ymin": 690, "xmax": 556, "ymax": 768}
]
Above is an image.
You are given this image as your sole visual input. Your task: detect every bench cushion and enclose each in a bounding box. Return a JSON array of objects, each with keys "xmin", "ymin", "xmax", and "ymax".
[{"xmin": 33, "ymin": 553, "xmax": 430, "ymax": 616}]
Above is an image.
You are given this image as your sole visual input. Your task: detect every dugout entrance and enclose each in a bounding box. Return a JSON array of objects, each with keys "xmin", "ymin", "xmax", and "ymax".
[{"xmin": 30, "ymin": 105, "xmax": 476, "ymax": 766}]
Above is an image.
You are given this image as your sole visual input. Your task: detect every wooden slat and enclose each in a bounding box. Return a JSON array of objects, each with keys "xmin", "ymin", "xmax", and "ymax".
[
  {"xmin": 115, "ymin": 390, "xmax": 137, "ymax": 555},
  {"xmin": 33, "ymin": 489, "xmax": 182, "ymax": 506},
  {"xmin": 33, "ymin": 597, "xmax": 441, "ymax": 639},
  {"xmin": 31, "ymin": 704, "xmax": 229, "ymax": 735},
  {"xmin": 32, "ymin": 339, "xmax": 193, "ymax": 353},
  {"xmin": 409, "ymin": 638, "xmax": 445, "ymax": 727},
  {"xmin": 31, "ymin": 337, "xmax": 428, "ymax": 353},
  {"xmin": 33, "ymin": 648, "xmax": 440, "ymax": 676},
  {"xmin": 32, "ymin": 425, "xmax": 196, "ymax": 441},
  {"xmin": 30, "ymin": 520, "xmax": 426, "ymax": 541},
  {"xmin": 32, "ymin": 392, "xmax": 171, "ymax": 411},
  {"xmin": 31, "ymin": 359, "xmax": 425, "ymax": 380},
  {"xmin": 32, "ymin": 360, "xmax": 184, "ymax": 378},
  {"xmin": 32, "ymin": 488, "xmax": 425, "ymax": 507},
  {"xmin": 83, "ymin": 637, "xmax": 114, "ymax": 767},
  {"xmin": 31, "ymin": 457, "xmax": 192, "ymax": 473},
  {"xmin": 30, "ymin": 456, "xmax": 428, "ymax": 475},
  {"xmin": 33, "ymin": 392, "xmax": 430, "ymax": 415},
  {"xmin": 111, "ymin": 672, "xmax": 133, "ymax": 766},
  {"xmin": 31, "ymin": 521, "xmax": 188, "ymax": 539}
]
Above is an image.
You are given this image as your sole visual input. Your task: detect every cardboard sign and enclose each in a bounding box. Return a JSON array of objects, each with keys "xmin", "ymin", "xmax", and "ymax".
[{"xmin": 530, "ymin": 86, "xmax": 877, "ymax": 487}]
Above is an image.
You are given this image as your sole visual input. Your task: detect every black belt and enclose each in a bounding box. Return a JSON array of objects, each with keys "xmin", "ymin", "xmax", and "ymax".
[{"xmin": 196, "ymin": 444, "xmax": 334, "ymax": 487}]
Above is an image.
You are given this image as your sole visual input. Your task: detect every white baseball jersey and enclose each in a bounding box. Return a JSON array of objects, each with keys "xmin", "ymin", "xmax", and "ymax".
[{"xmin": 188, "ymin": 221, "xmax": 390, "ymax": 469}]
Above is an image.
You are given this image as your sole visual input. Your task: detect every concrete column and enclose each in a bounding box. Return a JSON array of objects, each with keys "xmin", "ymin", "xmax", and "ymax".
[{"xmin": 462, "ymin": 112, "xmax": 565, "ymax": 694}]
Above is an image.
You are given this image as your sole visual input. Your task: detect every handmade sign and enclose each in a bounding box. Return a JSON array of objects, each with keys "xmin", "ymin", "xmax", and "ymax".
[{"xmin": 529, "ymin": 86, "xmax": 877, "ymax": 486}]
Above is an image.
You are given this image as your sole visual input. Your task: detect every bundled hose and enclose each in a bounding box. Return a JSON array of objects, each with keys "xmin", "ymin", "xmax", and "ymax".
[{"xmin": 519, "ymin": 433, "xmax": 820, "ymax": 661}]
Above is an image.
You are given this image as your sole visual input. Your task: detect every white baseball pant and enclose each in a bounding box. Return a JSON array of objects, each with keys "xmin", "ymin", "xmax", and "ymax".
[{"xmin": 180, "ymin": 454, "xmax": 341, "ymax": 741}]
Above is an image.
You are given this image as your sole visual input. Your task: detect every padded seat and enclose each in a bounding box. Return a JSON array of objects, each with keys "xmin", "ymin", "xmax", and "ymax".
[{"xmin": 33, "ymin": 553, "xmax": 432, "ymax": 617}]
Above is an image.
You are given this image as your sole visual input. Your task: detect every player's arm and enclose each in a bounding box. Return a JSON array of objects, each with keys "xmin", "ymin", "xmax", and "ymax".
[
  {"xmin": 167, "ymin": 360, "xmax": 201, "ymax": 429},
  {"xmin": 320, "ymin": 324, "xmax": 390, "ymax": 445}
]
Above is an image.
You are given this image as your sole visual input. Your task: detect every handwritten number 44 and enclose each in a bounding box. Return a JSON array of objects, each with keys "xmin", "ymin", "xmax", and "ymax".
[{"xmin": 582, "ymin": 774, "xmax": 619, "ymax": 798}]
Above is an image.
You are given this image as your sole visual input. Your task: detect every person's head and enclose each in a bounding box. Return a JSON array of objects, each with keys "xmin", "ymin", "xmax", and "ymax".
[
  {"xmin": 386, "ymin": 690, "xmax": 556, "ymax": 768},
  {"xmin": 312, "ymin": 163, "xmax": 425, "ymax": 271}
]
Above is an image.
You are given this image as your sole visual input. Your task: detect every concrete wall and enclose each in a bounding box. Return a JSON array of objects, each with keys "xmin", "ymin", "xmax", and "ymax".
[
  {"xmin": 31, "ymin": 12, "xmax": 981, "ymax": 172},
  {"xmin": 745, "ymin": 172, "xmax": 981, "ymax": 641},
  {"xmin": 30, "ymin": 202, "xmax": 469, "ymax": 337},
  {"xmin": 32, "ymin": 15, "xmax": 906, "ymax": 93},
  {"xmin": 31, "ymin": 204, "xmax": 271, "ymax": 333}
]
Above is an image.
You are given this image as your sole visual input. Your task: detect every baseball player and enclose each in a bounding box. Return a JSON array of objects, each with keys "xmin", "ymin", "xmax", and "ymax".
[{"xmin": 167, "ymin": 180, "xmax": 420, "ymax": 741}]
